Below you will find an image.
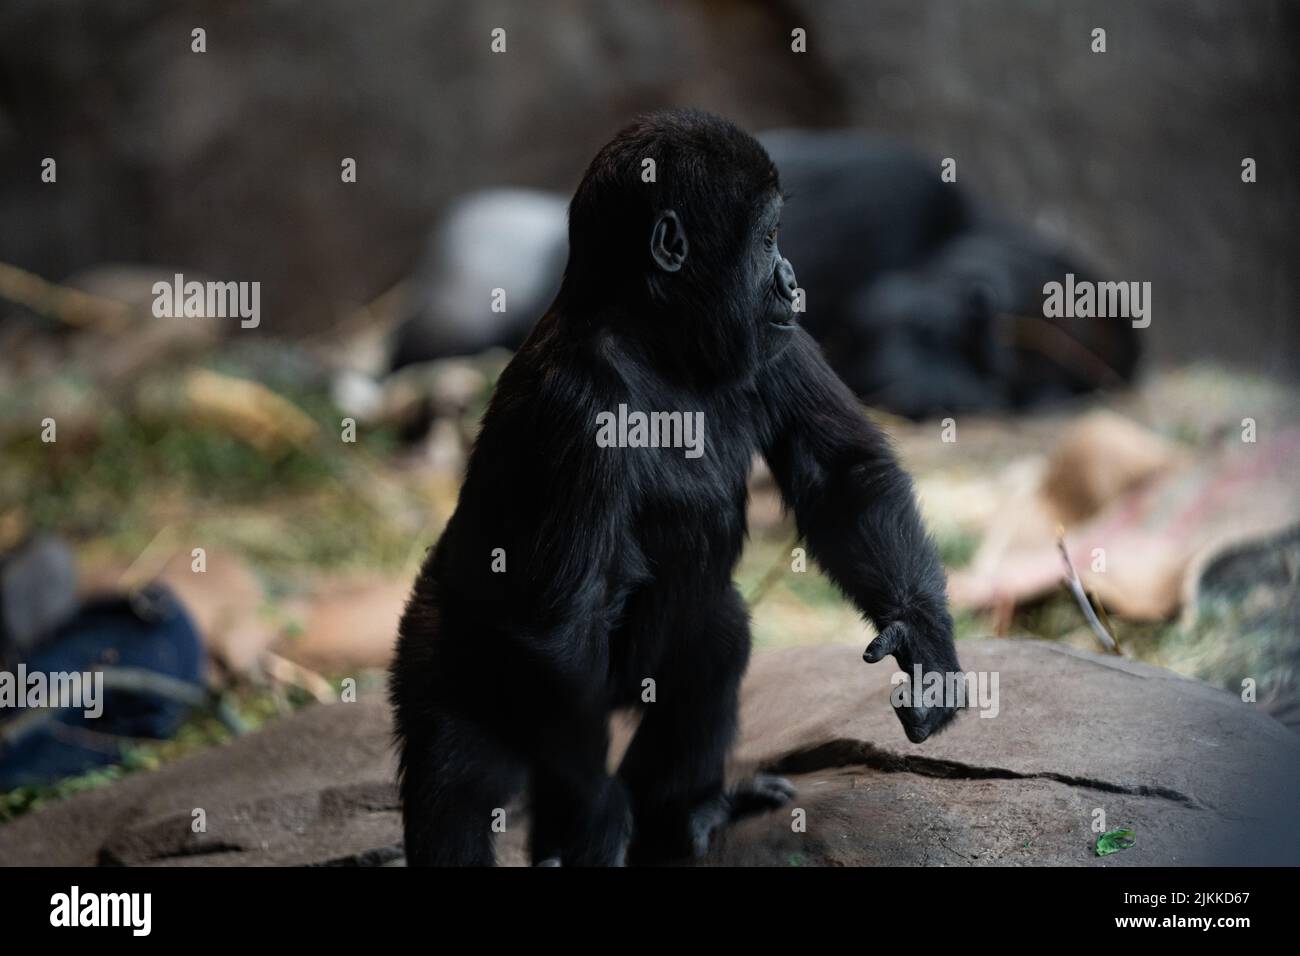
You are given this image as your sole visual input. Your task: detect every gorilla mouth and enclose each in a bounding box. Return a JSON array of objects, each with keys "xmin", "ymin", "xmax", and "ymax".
[{"xmin": 767, "ymin": 298, "xmax": 798, "ymax": 329}]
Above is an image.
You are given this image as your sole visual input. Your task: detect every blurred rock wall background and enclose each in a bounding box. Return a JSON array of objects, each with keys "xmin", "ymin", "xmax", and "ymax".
[{"xmin": 1, "ymin": 0, "xmax": 1296, "ymax": 373}]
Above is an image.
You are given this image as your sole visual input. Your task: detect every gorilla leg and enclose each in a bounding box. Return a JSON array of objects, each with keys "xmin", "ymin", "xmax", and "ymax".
[
  {"xmin": 619, "ymin": 587, "xmax": 791, "ymax": 863},
  {"xmin": 525, "ymin": 704, "xmax": 633, "ymax": 866},
  {"xmin": 529, "ymin": 762, "xmax": 632, "ymax": 867},
  {"xmin": 398, "ymin": 709, "xmax": 525, "ymax": 866}
]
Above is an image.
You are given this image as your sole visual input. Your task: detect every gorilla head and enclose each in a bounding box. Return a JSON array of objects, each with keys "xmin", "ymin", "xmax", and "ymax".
[{"xmin": 559, "ymin": 110, "xmax": 800, "ymax": 382}]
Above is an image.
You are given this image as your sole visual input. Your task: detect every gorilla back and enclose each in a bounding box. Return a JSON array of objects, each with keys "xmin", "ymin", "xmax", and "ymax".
[{"xmin": 390, "ymin": 110, "xmax": 961, "ymax": 866}]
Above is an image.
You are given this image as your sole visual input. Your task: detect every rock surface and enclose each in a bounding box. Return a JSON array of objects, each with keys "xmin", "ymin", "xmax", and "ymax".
[{"xmin": 3, "ymin": 639, "xmax": 1297, "ymax": 866}]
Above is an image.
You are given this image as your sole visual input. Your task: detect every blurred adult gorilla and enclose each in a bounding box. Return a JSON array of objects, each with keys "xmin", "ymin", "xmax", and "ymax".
[
  {"xmin": 389, "ymin": 111, "xmax": 960, "ymax": 867},
  {"xmin": 758, "ymin": 129, "xmax": 1141, "ymax": 416},
  {"xmin": 391, "ymin": 130, "xmax": 1140, "ymax": 419}
]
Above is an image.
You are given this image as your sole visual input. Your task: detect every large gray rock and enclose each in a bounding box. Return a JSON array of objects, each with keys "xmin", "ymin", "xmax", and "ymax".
[
  {"xmin": 2, "ymin": 640, "xmax": 1296, "ymax": 866},
  {"xmin": 0, "ymin": 692, "xmax": 401, "ymax": 867},
  {"xmin": 721, "ymin": 640, "xmax": 1300, "ymax": 865}
]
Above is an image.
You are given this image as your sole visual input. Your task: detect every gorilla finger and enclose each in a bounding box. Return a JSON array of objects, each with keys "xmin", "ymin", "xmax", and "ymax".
[
  {"xmin": 688, "ymin": 798, "xmax": 733, "ymax": 858},
  {"xmin": 899, "ymin": 704, "xmax": 931, "ymax": 743},
  {"xmin": 730, "ymin": 773, "xmax": 796, "ymax": 816},
  {"xmin": 863, "ymin": 622, "xmax": 907, "ymax": 663},
  {"xmin": 896, "ymin": 701, "xmax": 960, "ymax": 744}
]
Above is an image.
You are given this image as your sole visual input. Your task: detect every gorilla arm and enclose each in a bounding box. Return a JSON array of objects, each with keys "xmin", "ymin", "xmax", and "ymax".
[{"xmin": 758, "ymin": 330, "xmax": 962, "ymax": 742}]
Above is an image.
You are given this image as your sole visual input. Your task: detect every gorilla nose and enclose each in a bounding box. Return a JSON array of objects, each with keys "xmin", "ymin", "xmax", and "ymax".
[{"xmin": 776, "ymin": 258, "xmax": 798, "ymax": 301}]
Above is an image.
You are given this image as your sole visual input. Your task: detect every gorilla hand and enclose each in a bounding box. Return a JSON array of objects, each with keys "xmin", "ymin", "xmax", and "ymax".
[{"xmin": 864, "ymin": 618, "xmax": 963, "ymax": 743}]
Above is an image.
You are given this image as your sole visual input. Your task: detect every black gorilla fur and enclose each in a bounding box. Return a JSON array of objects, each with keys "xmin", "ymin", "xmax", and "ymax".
[{"xmin": 389, "ymin": 110, "xmax": 961, "ymax": 866}]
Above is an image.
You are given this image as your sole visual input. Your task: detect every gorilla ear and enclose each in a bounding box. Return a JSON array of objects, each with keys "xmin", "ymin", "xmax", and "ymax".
[{"xmin": 649, "ymin": 210, "xmax": 688, "ymax": 273}]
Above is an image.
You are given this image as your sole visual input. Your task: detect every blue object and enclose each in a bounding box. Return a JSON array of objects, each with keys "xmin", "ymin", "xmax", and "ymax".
[{"xmin": 0, "ymin": 585, "xmax": 205, "ymax": 789}]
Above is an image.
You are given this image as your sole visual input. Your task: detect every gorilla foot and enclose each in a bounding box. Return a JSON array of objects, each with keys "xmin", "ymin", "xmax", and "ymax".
[
  {"xmin": 683, "ymin": 774, "xmax": 797, "ymax": 858},
  {"xmin": 727, "ymin": 773, "xmax": 797, "ymax": 818}
]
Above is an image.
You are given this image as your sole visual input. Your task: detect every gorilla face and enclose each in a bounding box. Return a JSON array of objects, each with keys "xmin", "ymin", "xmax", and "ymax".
[
  {"xmin": 756, "ymin": 194, "xmax": 801, "ymax": 333},
  {"xmin": 647, "ymin": 189, "xmax": 801, "ymax": 377}
]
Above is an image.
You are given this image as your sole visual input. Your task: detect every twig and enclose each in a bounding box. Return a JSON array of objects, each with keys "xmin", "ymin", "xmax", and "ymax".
[
  {"xmin": 1056, "ymin": 526, "xmax": 1119, "ymax": 654},
  {"xmin": 0, "ymin": 260, "xmax": 130, "ymax": 330},
  {"xmin": 115, "ymin": 524, "xmax": 178, "ymax": 597},
  {"xmin": 1012, "ymin": 313, "xmax": 1124, "ymax": 389},
  {"xmin": 745, "ymin": 536, "xmax": 800, "ymax": 607},
  {"xmin": 262, "ymin": 651, "xmax": 335, "ymax": 704}
]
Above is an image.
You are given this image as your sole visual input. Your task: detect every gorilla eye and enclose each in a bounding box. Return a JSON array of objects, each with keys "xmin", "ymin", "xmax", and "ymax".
[{"xmin": 766, "ymin": 226, "xmax": 779, "ymax": 244}]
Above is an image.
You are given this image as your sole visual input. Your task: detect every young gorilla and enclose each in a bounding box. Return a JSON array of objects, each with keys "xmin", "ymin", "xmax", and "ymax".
[{"xmin": 390, "ymin": 110, "xmax": 961, "ymax": 867}]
